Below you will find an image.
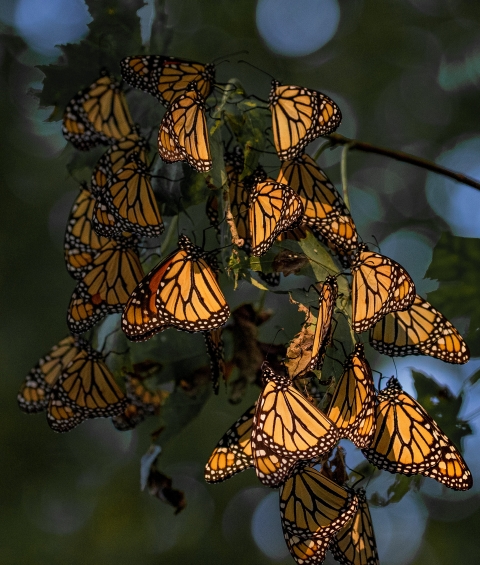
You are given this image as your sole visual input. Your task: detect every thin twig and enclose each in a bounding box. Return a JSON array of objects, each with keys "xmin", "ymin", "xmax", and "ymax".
[
  {"xmin": 327, "ymin": 133, "xmax": 480, "ymax": 192},
  {"xmin": 223, "ymin": 189, "xmax": 244, "ymax": 247},
  {"xmin": 340, "ymin": 143, "xmax": 352, "ymax": 210}
]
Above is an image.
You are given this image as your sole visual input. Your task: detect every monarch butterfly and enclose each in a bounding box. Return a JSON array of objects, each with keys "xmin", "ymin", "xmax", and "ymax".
[
  {"xmin": 94, "ymin": 158, "xmax": 164, "ymax": 238},
  {"xmin": 326, "ymin": 343, "xmax": 376, "ymax": 449},
  {"xmin": 330, "ymin": 488, "xmax": 379, "ymax": 565},
  {"xmin": 120, "ymin": 55, "xmax": 215, "ymax": 107},
  {"xmin": 204, "ymin": 404, "xmax": 255, "ymax": 483},
  {"xmin": 91, "ymin": 131, "xmax": 149, "ymax": 196},
  {"xmin": 64, "ymin": 184, "xmax": 110, "ymax": 279},
  {"xmin": 422, "ymin": 433, "xmax": 472, "ymax": 491},
  {"xmin": 369, "ymin": 294, "xmax": 470, "ymax": 364},
  {"xmin": 17, "ymin": 335, "xmax": 86, "ymax": 413},
  {"xmin": 251, "ymin": 364, "xmax": 339, "ymax": 487},
  {"xmin": 122, "ymin": 235, "xmax": 230, "ymax": 340},
  {"xmin": 62, "ymin": 71, "xmax": 134, "ymax": 150},
  {"xmin": 309, "ymin": 276, "xmax": 338, "ymax": 371},
  {"xmin": 158, "ymin": 82, "xmax": 212, "ymax": 172},
  {"xmin": 67, "ymin": 238, "xmax": 144, "ymax": 334},
  {"xmin": 269, "ymin": 80, "xmax": 342, "ymax": 161},
  {"xmin": 351, "ymin": 245, "xmax": 416, "ymax": 333},
  {"xmin": 247, "ymin": 169, "xmax": 304, "ymax": 257},
  {"xmin": 204, "ymin": 328, "xmax": 226, "ymax": 394},
  {"xmin": 280, "ymin": 463, "xmax": 358, "ymax": 541},
  {"xmin": 112, "ymin": 373, "xmax": 167, "ymax": 431},
  {"xmin": 276, "ymin": 154, "xmax": 358, "ymax": 260},
  {"xmin": 47, "ymin": 346, "xmax": 127, "ymax": 433},
  {"xmin": 277, "ymin": 225, "xmax": 311, "ymax": 243},
  {"xmin": 361, "ymin": 377, "xmax": 442, "ymax": 475}
]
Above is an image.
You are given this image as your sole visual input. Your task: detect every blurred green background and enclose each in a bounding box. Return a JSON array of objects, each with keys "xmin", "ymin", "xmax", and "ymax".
[{"xmin": 2, "ymin": 0, "xmax": 480, "ymax": 563}]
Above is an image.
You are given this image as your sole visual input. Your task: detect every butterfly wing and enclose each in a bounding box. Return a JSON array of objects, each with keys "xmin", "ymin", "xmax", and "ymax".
[
  {"xmin": 67, "ymin": 239, "xmax": 144, "ymax": 334},
  {"xmin": 369, "ymin": 294, "xmax": 470, "ymax": 364},
  {"xmin": 47, "ymin": 349, "xmax": 127, "ymax": 432},
  {"xmin": 309, "ymin": 276, "xmax": 338, "ymax": 371},
  {"xmin": 64, "ymin": 184, "xmax": 110, "ymax": 279},
  {"xmin": 252, "ymin": 365, "xmax": 339, "ymax": 487},
  {"xmin": 280, "ymin": 465, "xmax": 358, "ymax": 540},
  {"xmin": 120, "ymin": 55, "xmax": 215, "ymax": 106},
  {"xmin": 277, "ymin": 154, "xmax": 358, "ymax": 258},
  {"xmin": 18, "ymin": 336, "xmax": 85, "ymax": 413},
  {"xmin": 284, "ymin": 532, "xmax": 329, "ymax": 565},
  {"xmin": 330, "ymin": 488, "xmax": 379, "ymax": 565},
  {"xmin": 327, "ymin": 343, "xmax": 376, "ymax": 449},
  {"xmin": 158, "ymin": 85, "xmax": 212, "ymax": 172},
  {"xmin": 351, "ymin": 247, "xmax": 416, "ymax": 333},
  {"xmin": 269, "ymin": 81, "xmax": 341, "ymax": 160},
  {"xmin": 205, "ymin": 404, "xmax": 255, "ymax": 483},
  {"xmin": 422, "ymin": 434, "xmax": 472, "ymax": 491},
  {"xmin": 361, "ymin": 377, "xmax": 442, "ymax": 475},
  {"xmin": 248, "ymin": 178, "xmax": 304, "ymax": 257}
]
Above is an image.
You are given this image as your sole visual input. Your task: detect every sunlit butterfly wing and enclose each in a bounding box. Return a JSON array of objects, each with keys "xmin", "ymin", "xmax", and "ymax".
[
  {"xmin": 99, "ymin": 158, "xmax": 164, "ymax": 238},
  {"xmin": 422, "ymin": 433, "xmax": 472, "ymax": 491},
  {"xmin": 309, "ymin": 276, "xmax": 338, "ymax": 371},
  {"xmin": 122, "ymin": 235, "xmax": 230, "ymax": 340},
  {"xmin": 251, "ymin": 364, "xmax": 339, "ymax": 487},
  {"xmin": 351, "ymin": 245, "xmax": 416, "ymax": 333},
  {"xmin": 247, "ymin": 171, "xmax": 304, "ymax": 257},
  {"xmin": 277, "ymin": 154, "xmax": 358, "ymax": 260},
  {"xmin": 204, "ymin": 328, "xmax": 226, "ymax": 394},
  {"xmin": 269, "ymin": 80, "xmax": 342, "ymax": 160},
  {"xmin": 67, "ymin": 238, "xmax": 144, "ymax": 334},
  {"xmin": 47, "ymin": 347, "xmax": 126, "ymax": 432},
  {"xmin": 205, "ymin": 404, "xmax": 255, "ymax": 483},
  {"xmin": 62, "ymin": 72, "xmax": 134, "ymax": 149},
  {"xmin": 361, "ymin": 377, "xmax": 442, "ymax": 475},
  {"xmin": 120, "ymin": 55, "xmax": 215, "ymax": 106},
  {"xmin": 280, "ymin": 464, "xmax": 358, "ymax": 540},
  {"xmin": 327, "ymin": 343, "xmax": 376, "ymax": 449},
  {"xmin": 112, "ymin": 374, "xmax": 166, "ymax": 431},
  {"xmin": 330, "ymin": 488, "xmax": 379, "ymax": 565},
  {"xmin": 17, "ymin": 335, "xmax": 86, "ymax": 413},
  {"xmin": 369, "ymin": 294, "xmax": 470, "ymax": 364},
  {"xmin": 158, "ymin": 83, "xmax": 212, "ymax": 172},
  {"xmin": 284, "ymin": 532, "xmax": 329, "ymax": 565},
  {"xmin": 64, "ymin": 184, "xmax": 110, "ymax": 279}
]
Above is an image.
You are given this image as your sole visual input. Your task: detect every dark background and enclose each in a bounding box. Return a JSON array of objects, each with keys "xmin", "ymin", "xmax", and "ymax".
[{"xmin": 1, "ymin": 0, "xmax": 480, "ymax": 563}]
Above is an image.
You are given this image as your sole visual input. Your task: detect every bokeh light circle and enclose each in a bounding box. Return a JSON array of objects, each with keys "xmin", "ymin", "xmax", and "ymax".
[
  {"xmin": 256, "ymin": 0, "xmax": 340, "ymax": 57},
  {"xmin": 14, "ymin": 0, "xmax": 90, "ymax": 55}
]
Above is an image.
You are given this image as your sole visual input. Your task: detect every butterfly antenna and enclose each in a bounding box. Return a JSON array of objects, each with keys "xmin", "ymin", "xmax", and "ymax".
[
  {"xmin": 212, "ymin": 50, "xmax": 249, "ymax": 65},
  {"xmin": 238, "ymin": 59, "xmax": 275, "ymax": 81}
]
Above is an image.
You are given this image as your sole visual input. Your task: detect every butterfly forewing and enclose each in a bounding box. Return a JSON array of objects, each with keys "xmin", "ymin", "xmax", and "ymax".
[{"xmin": 327, "ymin": 343, "xmax": 376, "ymax": 448}]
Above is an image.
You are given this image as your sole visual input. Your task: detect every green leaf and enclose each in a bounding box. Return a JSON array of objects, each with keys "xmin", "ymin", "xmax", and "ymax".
[
  {"xmin": 369, "ymin": 474, "xmax": 421, "ymax": 507},
  {"xmin": 412, "ymin": 370, "xmax": 472, "ymax": 448},
  {"xmin": 37, "ymin": 0, "xmax": 145, "ymax": 120},
  {"xmin": 426, "ymin": 232, "xmax": 480, "ymax": 356}
]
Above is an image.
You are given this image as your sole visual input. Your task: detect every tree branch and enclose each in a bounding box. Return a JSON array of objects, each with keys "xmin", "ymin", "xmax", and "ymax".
[
  {"xmin": 327, "ymin": 132, "xmax": 480, "ymax": 192},
  {"xmin": 223, "ymin": 189, "xmax": 244, "ymax": 247}
]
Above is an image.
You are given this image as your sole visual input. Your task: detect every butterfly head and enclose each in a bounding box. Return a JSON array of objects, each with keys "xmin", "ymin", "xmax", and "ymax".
[
  {"xmin": 353, "ymin": 342, "xmax": 365, "ymax": 356},
  {"xmin": 186, "ymin": 81, "xmax": 199, "ymax": 93},
  {"xmin": 204, "ymin": 63, "xmax": 216, "ymax": 83}
]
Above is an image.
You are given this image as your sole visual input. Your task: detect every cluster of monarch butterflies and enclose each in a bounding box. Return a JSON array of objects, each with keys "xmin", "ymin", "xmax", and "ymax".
[{"xmin": 20, "ymin": 55, "xmax": 472, "ymax": 564}]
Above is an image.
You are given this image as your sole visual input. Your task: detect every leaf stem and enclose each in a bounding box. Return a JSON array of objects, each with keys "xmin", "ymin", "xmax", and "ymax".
[{"xmin": 327, "ymin": 132, "xmax": 480, "ymax": 192}]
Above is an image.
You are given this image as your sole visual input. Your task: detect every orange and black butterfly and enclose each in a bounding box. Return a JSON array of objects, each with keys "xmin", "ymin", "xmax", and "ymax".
[
  {"xmin": 112, "ymin": 372, "xmax": 167, "ymax": 431},
  {"xmin": 122, "ymin": 235, "xmax": 230, "ymax": 341},
  {"xmin": 158, "ymin": 82, "xmax": 212, "ymax": 172},
  {"xmin": 327, "ymin": 343, "xmax": 376, "ymax": 449},
  {"xmin": 64, "ymin": 184, "xmax": 110, "ymax": 279},
  {"xmin": 309, "ymin": 276, "xmax": 338, "ymax": 371},
  {"xmin": 269, "ymin": 80, "xmax": 341, "ymax": 160},
  {"xmin": 277, "ymin": 154, "xmax": 358, "ymax": 262},
  {"xmin": 67, "ymin": 237, "xmax": 144, "ymax": 334},
  {"xmin": 17, "ymin": 335, "xmax": 86, "ymax": 413},
  {"xmin": 120, "ymin": 55, "xmax": 215, "ymax": 107},
  {"xmin": 47, "ymin": 345, "xmax": 127, "ymax": 433},
  {"xmin": 350, "ymin": 244, "xmax": 416, "ymax": 333},
  {"xmin": 62, "ymin": 71, "xmax": 134, "ymax": 150},
  {"xmin": 369, "ymin": 294, "xmax": 470, "ymax": 364},
  {"xmin": 93, "ymin": 158, "xmax": 164, "ymax": 239},
  {"xmin": 246, "ymin": 169, "xmax": 304, "ymax": 257},
  {"xmin": 251, "ymin": 364, "xmax": 339, "ymax": 487},
  {"xmin": 330, "ymin": 488, "xmax": 379, "ymax": 565},
  {"xmin": 205, "ymin": 404, "xmax": 255, "ymax": 483},
  {"xmin": 361, "ymin": 377, "xmax": 442, "ymax": 475}
]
